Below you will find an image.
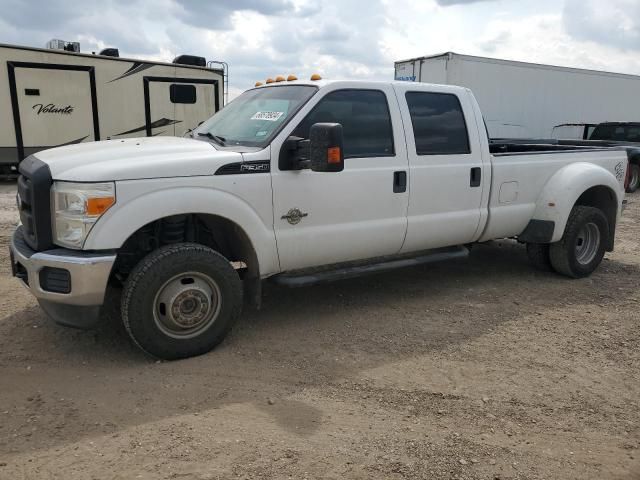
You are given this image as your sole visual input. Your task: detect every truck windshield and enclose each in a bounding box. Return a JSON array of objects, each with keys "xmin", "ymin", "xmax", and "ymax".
[{"xmin": 194, "ymin": 85, "xmax": 318, "ymax": 148}]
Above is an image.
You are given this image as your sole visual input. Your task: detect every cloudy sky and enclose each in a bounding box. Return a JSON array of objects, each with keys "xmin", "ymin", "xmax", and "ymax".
[{"xmin": 1, "ymin": 0, "xmax": 639, "ymax": 99}]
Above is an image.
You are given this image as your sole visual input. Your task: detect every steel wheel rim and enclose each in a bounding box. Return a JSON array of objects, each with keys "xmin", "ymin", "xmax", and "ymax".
[
  {"xmin": 575, "ymin": 222, "xmax": 600, "ymax": 266},
  {"xmin": 153, "ymin": 271, "xmax": 221, "ymax": 339}
]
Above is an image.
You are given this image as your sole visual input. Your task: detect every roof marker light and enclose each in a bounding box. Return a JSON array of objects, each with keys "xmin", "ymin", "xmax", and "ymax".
[
  {"xmin": 287, "ymin": 74, "xmax": 298, "ymax": 81},
  {"xmin": 255, "ymin": 81, "xmax": 263, "ymax": 87},
  {"xmin": 275, "ymin": 75, "xmax": 286, "ymax": 82},
  {"xmin": 265, "ymin": 78, "xmax": 275, "ymax": 84},
  {"xmin": 310, "ymin": 73, "xmax": 322, "ymax": 81}
]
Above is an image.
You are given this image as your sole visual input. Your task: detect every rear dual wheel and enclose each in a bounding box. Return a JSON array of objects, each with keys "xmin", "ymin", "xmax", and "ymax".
[
  {"xmin": 526, "ymin": 206, "xmax": 608, "ymax": 279},
  {"xmin": 526, "ymin": 243, "xmax": 552, "ymax": 271}
]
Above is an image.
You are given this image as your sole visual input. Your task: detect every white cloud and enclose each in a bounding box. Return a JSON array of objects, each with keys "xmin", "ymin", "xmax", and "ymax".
[
  {"xmin": 563, "ymin": 0, "xmax": 640, "ymax": 51},
  {"xmin": 2, "ymin": 0, "xmax": 640, "ymax": 100},
  {"xmin": 476, "ymin": 13, "xmax": 640, "ymax": 74}
]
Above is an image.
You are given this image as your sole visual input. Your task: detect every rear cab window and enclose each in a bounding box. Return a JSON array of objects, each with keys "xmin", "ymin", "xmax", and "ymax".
[
  {"xmin": 405, "ymin": 92, "xmax": 471, "ymax": 155},
  {"xmin": 293, "ymin": 89, "xmax": 395, "ymax": 158}
]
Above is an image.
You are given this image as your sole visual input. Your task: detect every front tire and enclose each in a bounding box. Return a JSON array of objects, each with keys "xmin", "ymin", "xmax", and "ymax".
[
  {"xmin": 122, "ymin": 243, "xmax": 243, "ymax": 360},
  {"xmin": 627, "ymin": 163, "xmax": 640, "ymax": 193},
  {"xmin": 549, "ymin": 206, "xmax": 609, "ymax": 279}
]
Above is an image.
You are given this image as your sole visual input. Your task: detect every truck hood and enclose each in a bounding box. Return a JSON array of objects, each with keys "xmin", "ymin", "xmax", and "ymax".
[{"xmin": 33, "ymin": 137, "xmax": 244, "ymax": 182}]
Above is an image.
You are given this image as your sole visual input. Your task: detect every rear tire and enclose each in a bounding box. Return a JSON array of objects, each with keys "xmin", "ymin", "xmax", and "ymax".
[
  {"xmin": 626, "ymin": 163, "xmax": 639, "ymax": 193},
  {"xmin": 122, "ymin": 243, "xmax": 243, "ymax": 360},
  {"xmin": 526, "ymin": 243, "xmax": 552, "ymax": 271},
  {"xmin": 549, "ymin": 206, "xmax": 609, "ymax": 278}
]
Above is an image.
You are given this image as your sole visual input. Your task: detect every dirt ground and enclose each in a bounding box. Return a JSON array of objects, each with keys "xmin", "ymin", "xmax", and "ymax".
[{"xmin": 0, "ymin": 182, "xmax": 638, "ymax": 480}]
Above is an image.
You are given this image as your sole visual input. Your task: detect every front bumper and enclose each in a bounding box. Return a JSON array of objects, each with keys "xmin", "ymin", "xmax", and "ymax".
[{"xmin": 10, "ymin": 226, "xmax": 116, "ymax": 328}]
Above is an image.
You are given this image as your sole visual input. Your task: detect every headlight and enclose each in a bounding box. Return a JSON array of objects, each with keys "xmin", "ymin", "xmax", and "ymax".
[{"xmin": 52, "ymin": 181, "xmax": 116, "ymax": 248}]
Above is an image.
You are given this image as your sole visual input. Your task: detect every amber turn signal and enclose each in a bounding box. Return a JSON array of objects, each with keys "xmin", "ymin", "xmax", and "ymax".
[
  {"xmin": 327, "ymin": 147, "xmax": 341, "ymax": 164},
  {"xmin": 86, "ymin": 196, "xmax": 115, "ymax": 216}
]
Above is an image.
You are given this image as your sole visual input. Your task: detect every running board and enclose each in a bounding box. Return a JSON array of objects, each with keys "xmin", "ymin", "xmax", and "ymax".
[{"xmin": 272, "ymin": 246, "xmax": 469, "ymax": 288}]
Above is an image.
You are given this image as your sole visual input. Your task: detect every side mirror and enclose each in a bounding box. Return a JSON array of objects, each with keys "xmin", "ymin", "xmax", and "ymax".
[
  {"xmin": 310, "ymin": 123, "xmax": 344, "ymax": 172},
  {"xmin": 278, "ymin": 135, "xmax": 307, "ymax": 170}
]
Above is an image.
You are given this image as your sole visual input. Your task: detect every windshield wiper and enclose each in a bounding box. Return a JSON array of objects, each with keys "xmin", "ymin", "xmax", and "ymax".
[{"xmin": 197, "ymin": 132, "xmax": 226, "ymax": 146}]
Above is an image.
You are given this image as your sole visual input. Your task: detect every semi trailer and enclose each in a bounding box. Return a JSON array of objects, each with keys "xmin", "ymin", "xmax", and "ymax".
[{"xmin": 395, "ymin": 52, "xmax": 640, "ymax": 140}]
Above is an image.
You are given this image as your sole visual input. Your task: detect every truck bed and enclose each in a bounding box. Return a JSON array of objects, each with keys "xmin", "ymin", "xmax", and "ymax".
[
  {"xmin": 489, "ymin": 139, "xmax": 628, "ymax": 155},
  {"xmin": 480, "ymin": 144, "xmax": 628, "ymax": 243}
]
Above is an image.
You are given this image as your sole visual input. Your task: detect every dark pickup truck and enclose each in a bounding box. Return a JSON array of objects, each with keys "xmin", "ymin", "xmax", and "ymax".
[{"xmin": 550, "ymin": 122, "xmax": 640, "ymax": 192}]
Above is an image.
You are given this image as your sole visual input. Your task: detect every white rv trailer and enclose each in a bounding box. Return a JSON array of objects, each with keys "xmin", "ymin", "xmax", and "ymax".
[
  {"xmin": 0, "ymin": 43, "xmax": 224, "ymax": 173},
  {"xmin": 394, "ymin": 52, "xmax": 640, "ymax": 139}
]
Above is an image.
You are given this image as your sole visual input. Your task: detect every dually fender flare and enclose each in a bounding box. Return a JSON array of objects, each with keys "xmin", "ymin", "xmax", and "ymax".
[
  {"xmin": 528, "ymin": 162, "xmax": 622, "ymax": 244},
  {"xmin": 83, "ymin": 187, "xmax": 280, "ymax": 276}
]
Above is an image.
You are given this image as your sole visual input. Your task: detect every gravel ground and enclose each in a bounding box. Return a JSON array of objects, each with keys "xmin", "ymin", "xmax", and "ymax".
[{"xmin": 0, "ymin": 181, "xmax": 638, "ymax": 480}]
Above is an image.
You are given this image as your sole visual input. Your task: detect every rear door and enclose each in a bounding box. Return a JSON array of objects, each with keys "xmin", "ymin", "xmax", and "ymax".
[
  {"xmin": 393, "ymin": 84, "xmax": 487, "ymax": 252},
  {"xmin": 10, "ymin": 64, "xmax": 98, "ymax": 159}
]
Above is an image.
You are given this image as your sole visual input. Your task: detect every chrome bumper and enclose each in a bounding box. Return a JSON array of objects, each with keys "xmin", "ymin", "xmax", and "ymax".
[{"xmin": 10, "ymin": 226, "xmax": 116, "ymax": 307}]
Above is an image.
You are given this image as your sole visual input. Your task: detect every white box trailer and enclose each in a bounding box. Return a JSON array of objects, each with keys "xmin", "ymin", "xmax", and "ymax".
[
  {"xmin": 394, "ymin": 52, "xmax": 640, "ymax": 139},
  {"xmin": 0, "ymin": 43, "xmax": 224, "ymax": 173}
]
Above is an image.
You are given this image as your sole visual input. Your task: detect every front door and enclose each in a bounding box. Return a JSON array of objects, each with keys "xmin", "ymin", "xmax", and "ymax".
[{"xmin": 271, "ymin": 85, "xmax": 409, "ymax": 272}]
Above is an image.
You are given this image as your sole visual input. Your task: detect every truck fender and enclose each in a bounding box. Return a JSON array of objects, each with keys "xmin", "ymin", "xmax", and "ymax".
[
  {"xmin": 524, "ymin": 162, "xmax": 622, "ymax": 244},
  {"xmin": 83, "ymin": 187, "xmax": 280, "ymax": 276}
]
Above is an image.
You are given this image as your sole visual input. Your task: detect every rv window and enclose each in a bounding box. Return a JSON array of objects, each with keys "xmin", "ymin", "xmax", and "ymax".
[{"xmin": 170, "ymin": 84, "xmax": 197, "ymax": 104}]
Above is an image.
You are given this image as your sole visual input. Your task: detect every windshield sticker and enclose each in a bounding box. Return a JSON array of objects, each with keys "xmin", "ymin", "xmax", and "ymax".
[
  {"xmin": 256, "ymin": 131, "xmax": 268, "ymax": 137},
  {"xmin": 251, "ymin": 111, "xmax": 284, "ymax": 122}
]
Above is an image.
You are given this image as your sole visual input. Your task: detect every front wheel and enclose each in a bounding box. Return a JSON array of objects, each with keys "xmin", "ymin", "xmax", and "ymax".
[
  {"xmin": 122, "ymin": 243, "xmax": 243, "ymax": 360},
  {"xmin": 627, "ymin": 163, "xmax": 640, "ymax": 193},
  {"xmin": 549, "ymin": 206, "xmax": 609, "ymax": 278}
]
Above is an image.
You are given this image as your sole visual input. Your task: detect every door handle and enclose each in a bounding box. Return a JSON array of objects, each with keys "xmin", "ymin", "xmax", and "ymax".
[
  {"xmin": 393, "ymin": 171, "xmax": 407, "ymax": 193},
  {"xmin": 470, "ymin": 167, "xmax": 481, "ymax": 187}
]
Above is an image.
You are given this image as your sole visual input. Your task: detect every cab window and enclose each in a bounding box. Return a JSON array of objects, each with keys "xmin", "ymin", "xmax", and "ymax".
[
  {"xmin": 405, "ymin": 92, "xmax": 471, "ymax": 155},
  {"xmin": 293, "ymin": 89, "xmax": 395, "ymax": 158}
]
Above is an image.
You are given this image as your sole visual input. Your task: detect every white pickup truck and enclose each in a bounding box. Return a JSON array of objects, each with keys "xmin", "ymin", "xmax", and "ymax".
[{"xmin": 10, "ymin": 78, "xmax": 629, "ymax": 359}]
